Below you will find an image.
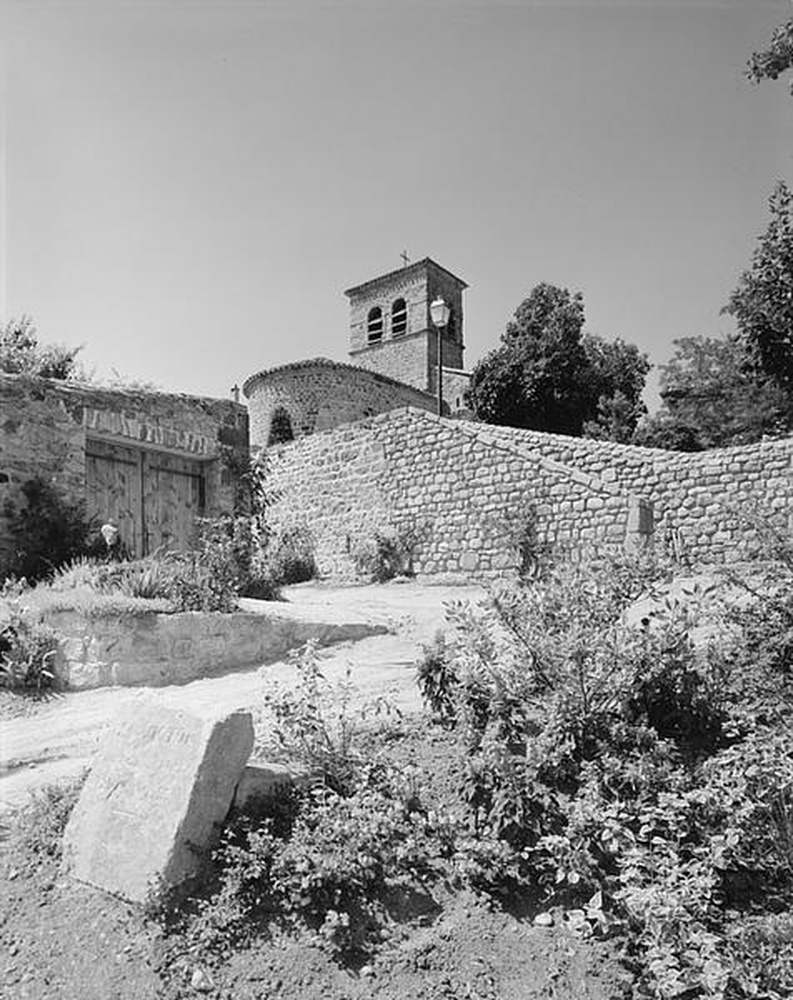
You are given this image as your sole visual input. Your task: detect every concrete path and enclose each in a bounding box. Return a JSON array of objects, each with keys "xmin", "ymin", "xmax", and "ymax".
[{"xmin": 0, "ymin": 581, "xmax": 485, "ymax": 816}]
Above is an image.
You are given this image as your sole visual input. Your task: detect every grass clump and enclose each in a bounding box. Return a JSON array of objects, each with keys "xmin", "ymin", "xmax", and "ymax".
[{"xmin": 7, "ymin": 773, "xmax": 86, "ymax": 873}]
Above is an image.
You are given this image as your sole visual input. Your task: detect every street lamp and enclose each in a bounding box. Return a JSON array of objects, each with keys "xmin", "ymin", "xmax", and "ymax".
[{"xmin": 430, "ymin": 296, "xmax": 450, "ymax": 417}]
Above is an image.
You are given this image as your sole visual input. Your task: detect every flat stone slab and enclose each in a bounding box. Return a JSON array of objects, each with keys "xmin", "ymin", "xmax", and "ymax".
[
  {"xmin": 232, "ymin": 759, "xmax": 314, "ymax": 809},
  {"xmin": 62, "ymin": 700, "xmax": 253, "ymax": 902}
]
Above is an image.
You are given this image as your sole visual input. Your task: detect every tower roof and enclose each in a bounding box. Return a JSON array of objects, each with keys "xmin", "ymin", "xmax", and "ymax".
[{"xmin": 344, "ymin": 257, "xmax": 468, "ymax": 298}]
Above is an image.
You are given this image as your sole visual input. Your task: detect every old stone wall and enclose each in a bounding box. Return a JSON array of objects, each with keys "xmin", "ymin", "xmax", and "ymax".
[
  {"xmin": 46, "ymin": 605, "xmax": 385, "ymax": 690},
  {"xmin": 348, "ymin": 334, "xmax": 433, "ymax": 393},
  {"xmin": 267, "ymin": 407, "xmax": 650, "ymax": 582},
  {"xmin": 0, "ymin": 374, "xmax": 247, "ymax": 569},
  {"xmin": 471, "ymin": 424, "xmax": 793, "ymax": 563},
  {"xmin": 243, "ymin": 359, "xmax": 439, "ymax": 449}
]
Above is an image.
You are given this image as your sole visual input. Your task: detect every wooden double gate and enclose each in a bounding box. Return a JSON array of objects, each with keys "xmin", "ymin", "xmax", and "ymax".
[{"xmin": 85, "ymin": 439, "xmax": 207, "ymax": 557}]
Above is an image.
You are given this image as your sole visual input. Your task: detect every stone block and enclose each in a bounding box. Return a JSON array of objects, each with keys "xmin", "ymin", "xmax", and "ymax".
[
  {"xmin": 233, "ymin": 760, "xmax": 313, "ymax": 809},
  {"xmin": 62, "ymin": 701, "xmax": 254, "ymax": 902}
]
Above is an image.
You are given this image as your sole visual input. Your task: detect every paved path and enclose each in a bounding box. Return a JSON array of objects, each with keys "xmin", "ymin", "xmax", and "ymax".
[{"xmin": 0, "ymin": 581, "xmax": 485, "ymax": 815}]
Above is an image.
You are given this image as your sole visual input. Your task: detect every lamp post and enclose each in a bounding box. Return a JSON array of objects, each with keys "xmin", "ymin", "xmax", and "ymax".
[{"xmin": 430, "ymin": 296, "xmax": 450, "ymax": 417}]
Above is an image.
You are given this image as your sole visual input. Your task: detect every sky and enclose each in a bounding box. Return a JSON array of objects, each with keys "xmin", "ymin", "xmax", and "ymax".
[{"xmin": 1, "ymin": 0, "xmax": 791, "ymax": 410}]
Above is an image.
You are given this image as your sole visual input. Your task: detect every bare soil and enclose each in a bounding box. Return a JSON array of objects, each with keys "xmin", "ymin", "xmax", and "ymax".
[{"xmin": 1, "ymin": 721, "xmax": 630, "ymax": 1000}]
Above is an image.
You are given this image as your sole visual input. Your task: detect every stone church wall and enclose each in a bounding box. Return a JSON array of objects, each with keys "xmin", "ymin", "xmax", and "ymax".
[
  {"xmin": 244, "ymin": 359, "xmax": 438, "ymax": 449},
  {"xmin": 0, "ymin": 374, "xmax": 247, "ymax": 571},
  {"xmin": 266, "ymin": 408, "xmax": 650, "ymax": 582},
  {"xmin": 348, "ymin": 334, "xmax": 432, "ymax": 393}
]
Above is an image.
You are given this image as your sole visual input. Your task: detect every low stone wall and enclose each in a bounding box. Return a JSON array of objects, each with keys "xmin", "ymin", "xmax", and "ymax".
[
  {"xmin": 45, "ymin": 606, "xmax": 386, "ymax": 690},
  {"xmin": 267, "ymin": 408, "xmax": 651, "ymax": 581}
]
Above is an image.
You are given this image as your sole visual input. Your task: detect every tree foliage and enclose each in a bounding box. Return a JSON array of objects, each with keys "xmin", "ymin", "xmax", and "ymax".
[
  {"xmin": 747, "ymin": 15, "xmax": 793, "ymax": 91},
  {"xmin": 466, "ymin": 282, "xmax": 650, "ymax": 440},
  {"xmin": 726, "ymin": 181, "xmax": 793, "ymax": 396},
  {"xmin": 0, "ymin": 315, "xmax": 82, "ymax": 380},
  {"xmin": 634, "ymin": 335, "xmax": 792, "ymax": 451},
  {"xmin": 580, "ymin": 333, "xmax": 651, "ymax": 443}
]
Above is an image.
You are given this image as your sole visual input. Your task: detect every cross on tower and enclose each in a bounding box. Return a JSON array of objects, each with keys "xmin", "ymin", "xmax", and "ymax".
[{"xmin": 400, "ymin": 250, "xmax": 410, "ymax": 267}]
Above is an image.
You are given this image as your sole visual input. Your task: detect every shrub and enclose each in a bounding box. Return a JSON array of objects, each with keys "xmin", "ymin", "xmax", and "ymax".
[
  {"xmin": 268, "ymin": 526, "xmax": 316, "ymax": 585},
  {"xmin": 351, "ymin": 523, "xmax": 428, "ymax": 583},
  {"xmin": 351, "ymin": 530, "xmax": 404, "ymax": 583},
  {"xmin": 193, "ymin": 515, "xmax": 279, "ymax": 602},
  {"xmin": 45, "ymin": 552, "xmax": 239, "ymax": 613},
  {"xmin": 726, "ymin": 913, "xmax": 793, "ymax": 999},
  {"xmin": 169, "ymin": 775, "xmax": 455, "ymax": 960},
  {"xmin": 420, "ymin": 550, "xmax": 792, "ymax": 998},
  {"xmin": 256, "ymin": 641, "xmax": 398, "ymax": 795},
  {"xmin": 0, "ymin": 588, "xmax": 61, "ymax": 692},
  {"xmin": 497, "ymin": 499, "xmax": 554, "ymax": 580},
  {"xmin": 3, "ymin": 477, "xmax": 97, "ymax": 583}
]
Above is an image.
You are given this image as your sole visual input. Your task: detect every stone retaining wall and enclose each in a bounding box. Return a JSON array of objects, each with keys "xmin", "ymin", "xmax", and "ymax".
[
  {"xmin": 266, "ymin": 407, "xmax": 792, "ymax": 580},
  {"xmin": 45, "ymin": 606, "xmax": 386, "ymax": 690},
  {"xmin": 267, "ymin": 408, "xmax": 651, "ymax": 581},
  {"xmin": 471, "ymin": 424, "xmax": 793, "ymax": 563}
]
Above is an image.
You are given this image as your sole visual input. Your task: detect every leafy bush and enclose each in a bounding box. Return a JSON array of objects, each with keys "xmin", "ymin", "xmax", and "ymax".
[
  {"xmin": 351, "ymin": 523, "xmax": 428, "ymax": 582},
  {"xmin": 496, "ymin": 499, "xmax": 553, "ymax": 580},
  {"xmin": 257, "ymin": 641, "xmax": 397, "ymax": 796},
  {"xmin": 268, "ymin": 526, "xmax": 316, "ymax": 585},
  {"xmin": 726, "ymin": 913, "xmax": 793, "ymax": 1000},
  {"xmin": 351, "ymin": 530, "xmax": 405, "ymax": 582},
  {"xmin": 413, "ymin": 549, "xmax": 793, "ymax": 998},
  {"xmin": 0, "ymin": 587, "xmax": 61, "ymax": 692},
  {"xmin": 166, "ymin": 773, "xmax": 455, "ymax": 960},
  {"xmin": 3, "ymin": 477, "xmax": 97, "ymax": 583}
]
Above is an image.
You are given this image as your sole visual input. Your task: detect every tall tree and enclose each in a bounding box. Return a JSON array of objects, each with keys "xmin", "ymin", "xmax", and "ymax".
[
  {"xmin": 0, "ymin": 315, "xmax": 82, "ymax": 380},
  {"xmin": 466, "ymin": 283, "xmax": 650, "ymax": 439},
  {"xmin": 633, "ymin": 335, "xmax": 791, "ymax": 451},
  {"xmin": 726, "ymin": 181, "xmax": 793, "ymax": 394}
]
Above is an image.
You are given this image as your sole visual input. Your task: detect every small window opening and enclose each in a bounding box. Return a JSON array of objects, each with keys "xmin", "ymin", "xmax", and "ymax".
[
  {"xmin": 367, "ymin": 307, "xmax": 383, "ymax": 343},
  {"xmin": 268, "ymin": 407, "xmax": 294, "ymax": 446},
  {"xmin": 392, "ymin": 298, "xmax": 407, "ymax": 337}
]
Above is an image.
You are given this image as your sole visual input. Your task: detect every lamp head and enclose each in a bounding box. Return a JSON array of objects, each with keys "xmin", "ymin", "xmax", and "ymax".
[{"xmin": 430, "ymin": 297, "xmax": 450, "ymax": 329}]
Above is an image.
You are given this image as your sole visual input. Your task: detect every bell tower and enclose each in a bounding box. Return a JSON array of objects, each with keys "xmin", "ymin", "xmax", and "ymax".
[{"xmin": 345, "ymin": 257, "xmax": 467, "ymax": 395}]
